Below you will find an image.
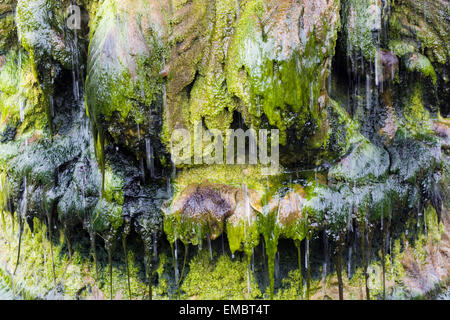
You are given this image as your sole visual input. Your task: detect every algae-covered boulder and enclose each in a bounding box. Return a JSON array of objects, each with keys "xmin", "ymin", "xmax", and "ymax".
[
  {"xmin": 404, "ymin": 52, "xmax": 437, "ymax": 84},
  {"xmin": 277, "ymin": 187, "xmax": 309, "ymax": 242},
  {"xmin": 86, "ymin": 0, "xmax": 169, "ymax": 158},
  {"xmin": 165, "ymin": 181, "xmax": 262, "ymax": 246},
  {"xmin": 401, "ymin": 83, "xmax": 434, "ymax": 135},
  {"xmin": 89, "ymin": 167, "xmax": 124, "ymax": 238}
]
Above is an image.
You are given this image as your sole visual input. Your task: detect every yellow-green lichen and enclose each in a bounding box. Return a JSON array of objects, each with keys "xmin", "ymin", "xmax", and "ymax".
[{"xmin": 403, "ymin": 83, "xmax": 433, "ymax": 135}]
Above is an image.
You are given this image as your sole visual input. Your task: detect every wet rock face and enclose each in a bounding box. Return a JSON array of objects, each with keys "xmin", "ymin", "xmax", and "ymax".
[
  {"xmin": 84, "ymin": 0, "xmax": 356, "ymax": 167},
  {"xmin": 0, "ymin": 0, "xmax": 449, "ymax": 300},
  {"xmin": 225, "ymin": 0, "xmax": 340, "ymax": 144},
  {"xmin": 16, "ymin": 0, "xmax": 72, "ymax": 80},
  {"xmin": 163, "ymin": 0, "xmax": 341, "ymax": 161},
  {"xmin": 389, "ymin": 0, "xmax": 449, "ymax": 67},
  {"xmin": 341, "ymin": 0, "xmax": 383, "ymax": 62},
  {"xmin": 388, "ymin": 132, "xmax": 441, "ymax": 184},
  {"xmin": 389, "ymin": 0, "xmax": 449, "ymax": 114},
  {"xmin": 86, "ymin": 0, "xmax": 168, "ymax": 159}
]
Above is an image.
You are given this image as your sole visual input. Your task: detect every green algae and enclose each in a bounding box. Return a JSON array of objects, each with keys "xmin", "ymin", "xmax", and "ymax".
[
  {"xmin": 0, "ymin": 0, "xmax": 448, "ymax": 302},
  {"xmin": 389, "ymin": 40, "xmax": 416, "ymax": 58},
  {"xmin": 86, "ymin": 0, "xmax": 168, "ymax": 159},
  {"xmin": 15, "ymin": 0, "xmax": 76, "ymax": 136},
  {"xmin": 424, "ymin": 205, "xmax": 444, "ymax": 244},
  {"xmin": 163, "ymin": 0, "xmax": 341, "ymax": 163},
  {"xmin": 180, "ymin": 250, "xmax": 262, "ymax": 299},
  {"xmin": 0, "ymin": 48, "xmax": 47, "ymax": 133},
  {"xmin": 225, "ymin": 0, "xmax": 340, "ymax": 145},
  {"xmin": 259, "ymin": 188, "xmax": 309, "ymax": 299},
  {"xmin": 226, "ymin": 203, "xmax": 260, "ymax": 258},
  {"xmin": 323, "ymin": 99, "xmax": 362, "ymax": 158},
  {"xmin": 0, "ymin": 214, "xmax": 167, "ymax": 300},
  {"xmin": 15, "ymin": 0, "xmax": 73, "ymax": 69},
  {"xmin": 258, "ymin": 206, "xmax": 282, "ymax": 300},
  {"xmin": 389, "ymin": 0, "xmax": 449, "ymax": 87},
  {"xmin": 390, "ymin": 0, "xmax": 449, "ymax": 66},
  {"xmin": 164, "ymin": 164, "xmax": 280, "ymax": 247},
  {"xmin": 187, "ymin": 0, "xmax": 238, "ymax": 137},
  {"xmin": 0, "ymin": 9, "xmax": 17, "ymax": 54},
  {"xmin": 174, "ymin": 164, "xmax": 269, "ymax": 194},
  {"xmin": 404, "ymin": 53, "xmax": 437, "ymax": 84},
  {"xmin": 341, "ymin": 0, "xmax": 381, "ymax": 62},
  {"xmin": 91, "ymin": 167, "xmax": 124, "ymax": 235},
  {"xmin": 10, "ymin": 129, "xmax": 84, "ymax": 187},
  {"xmin": 0, "ymin": 217, "xmax": 86, "ymax": 298},
  {"xmin": 164, "ymin": 209, "xmax": 206, "ymax": 247},
  {"xmin": 402, "ymin": 83, "xmax": 433, "ymax": 134}
]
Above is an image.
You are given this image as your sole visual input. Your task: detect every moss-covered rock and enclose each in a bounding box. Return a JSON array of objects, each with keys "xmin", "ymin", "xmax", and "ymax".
[
  {"xmin": 0, "ymin": 1, "xmax": 17, "ymax": 55},
  {"xmin": 389, "ymin": 0, "xmax": 449, "ymax": 67},
  {"xmin": 225, "ymin": 0, "xmax": 340, "ymax": 144},
  {"xmin": 341, "ymin": 0, "xmax": 383, "ymax": 62},
  {"xmin": 16, "ymin": 0, "xmax": 73, "ymax": 71},
  {"xmin": 0, "ymin": 48, "xmax": 47, "ymax": 133},
  {"xmin": 404, "ymin": 53, "xmax": 437, "ymax": 84},
  {"xmin": 85, "ymin": 0, "xmax": 169, "ymax": 159},
  {"xmin": 388, "ymin": 128, "xmax": 441, "ymax": 183},
  {"xmin": 389, "ymin": 0, "xmax": 449, "ymax": 114},
  {"xmin": 328, "ymin": 138, "xmax": 390, "ymax": 185},
  {"xmin": 402, "ymin": 83, "xmax": 433, "ymax": 134},
  {"xmin": 91, "ymin": 167, "xmax": 124, "ymax": 235},
  {"xmin": 164, "ymin": 0, "xmax": 341, "ymax": 165}
]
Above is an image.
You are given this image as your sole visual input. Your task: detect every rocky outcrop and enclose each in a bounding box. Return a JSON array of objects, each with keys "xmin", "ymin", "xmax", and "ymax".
[
  {"xmin": 85, "ymin": 0, "xmax": 169, "ymax": 160},
  {"xmin": 162, "ymin": 0, "xmax": 343, "ymax": 165},
  {"xmin": 0, "ymin": 0, "xmax": 448, "ymax": 300}
]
